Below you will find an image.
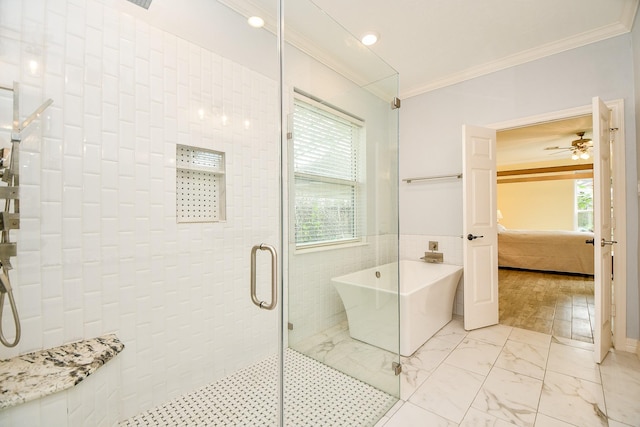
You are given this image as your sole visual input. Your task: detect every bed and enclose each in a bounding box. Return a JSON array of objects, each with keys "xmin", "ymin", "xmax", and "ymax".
[{"xmin": 498, "ymin": 227, "xmax": 595, "ymax": 275}]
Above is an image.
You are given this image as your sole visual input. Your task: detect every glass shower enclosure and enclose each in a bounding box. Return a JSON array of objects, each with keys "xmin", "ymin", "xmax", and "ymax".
[
  {"xmin": 0, "ymin": 0, "xmax": 399, "ymax": 425},
  {"xmin": 224, "ymin": 0, "xmax": 401, "ymax": 423}
]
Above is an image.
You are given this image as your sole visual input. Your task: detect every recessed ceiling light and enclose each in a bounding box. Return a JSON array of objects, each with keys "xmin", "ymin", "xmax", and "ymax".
[
  {"xmin": 248, "ymin": 16, "xmax": 265, "ymax": 28},
  {"xmin": 361, "ymin": 32, "xmax": 378, "ymax": 46}
]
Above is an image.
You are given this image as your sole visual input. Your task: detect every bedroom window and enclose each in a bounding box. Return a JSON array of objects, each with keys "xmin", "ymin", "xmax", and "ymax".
[
  {"xmin": 576, "ymin": 178, "xmax": 594, "ymax": 232},
  {"xmin": 291, "ymin": 93, "xmax": 365, "ymax": 248}
]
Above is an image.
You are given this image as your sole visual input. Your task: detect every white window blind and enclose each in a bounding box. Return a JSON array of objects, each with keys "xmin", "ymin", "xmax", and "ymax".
[{"xmin": 292, "ymin": 96, "xmax": 364, "ymax": 247}]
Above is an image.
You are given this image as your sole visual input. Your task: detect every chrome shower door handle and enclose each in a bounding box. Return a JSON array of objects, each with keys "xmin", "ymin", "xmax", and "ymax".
[{"xmin": 250, "ymin": 243, "xmax": 278, "ymax": 310}]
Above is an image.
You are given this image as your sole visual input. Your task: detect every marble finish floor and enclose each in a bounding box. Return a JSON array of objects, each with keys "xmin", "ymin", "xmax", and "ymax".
[
  {"xmin": 498, "ymin": 268, "xmax": 595, "ymax": 343},
  {"xmin": 295, "ymin": 317, "xmax": 640, "ymax": 426},
  {"xmin": 378, "ymin": 318, "xmax": 640, "ymax": 427}
]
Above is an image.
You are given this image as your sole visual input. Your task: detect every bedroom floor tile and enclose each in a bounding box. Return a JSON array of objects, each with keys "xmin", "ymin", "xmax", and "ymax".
[
  {"xmin": 572, "ymin": 305, "xmax": 590, "ymax": 320},
  {"xmin": 498, "ymin": 269, "xmax": 594, "ymax": 343},
  {"xmin": 551, "ymin": 319, "xmax": 571, "ymax": 337}
]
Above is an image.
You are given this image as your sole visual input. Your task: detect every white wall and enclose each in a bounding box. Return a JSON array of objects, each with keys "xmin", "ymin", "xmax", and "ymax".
[
  {"xmin": 400, "ymin": 34, "xmax": 640, "ymax": 340},
  {"xmin": 498, "ymin": 180, "xmax": 577, "ymax": 231}
]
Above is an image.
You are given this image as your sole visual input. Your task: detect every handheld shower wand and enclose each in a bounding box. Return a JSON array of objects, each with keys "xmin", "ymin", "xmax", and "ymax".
[
  {"xmin": 0, "ymin": 82, "xmax": 53, "ymax": 347},
  {"xmin": 0, "ymin": 269, "xmax": 20, "ymax": 347},
  {"xmin": 0, "ymin": 136, "xmax": 20, "ymax": 347}
]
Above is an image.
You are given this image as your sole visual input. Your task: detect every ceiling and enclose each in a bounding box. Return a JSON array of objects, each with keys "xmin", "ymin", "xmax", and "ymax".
[
  {"xmin": 133, "ymin": 0, "xmax": 635, "ymax": 166},
  {"xmin": 215, "ymin": 0, "xmax": 637, "ymax": 166},
  {"xmin": 220, "ymin": 0, "xmax": 639, "ymax": 99},
  {"xmin": 496, "ymin": 115, "xmax": 594, "ymax": 167},
  {"xmin": 312, "ymin": 0, "xmax": 639, "ymax": 98}
]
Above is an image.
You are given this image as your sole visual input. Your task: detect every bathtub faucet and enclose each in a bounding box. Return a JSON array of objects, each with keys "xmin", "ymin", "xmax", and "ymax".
[{"xmin": 420, "ymin": 251, "xmax": 443, "ymax": 263}]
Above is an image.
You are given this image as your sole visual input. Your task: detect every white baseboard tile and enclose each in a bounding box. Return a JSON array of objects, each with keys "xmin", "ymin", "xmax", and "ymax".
[{"xmin": 624, "ymin": 338, "xmax": 639, "ymax": 354}]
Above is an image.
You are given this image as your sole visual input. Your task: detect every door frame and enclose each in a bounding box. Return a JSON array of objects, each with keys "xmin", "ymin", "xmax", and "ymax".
[{"xmin": 486, "ymin": 99, "xmax": 627, "ymax": 351}]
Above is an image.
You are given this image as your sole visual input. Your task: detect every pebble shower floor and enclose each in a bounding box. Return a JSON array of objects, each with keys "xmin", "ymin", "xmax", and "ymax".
[{"xmin": 121, "ymin": 349, "xmax": 397, "ymax": 426}]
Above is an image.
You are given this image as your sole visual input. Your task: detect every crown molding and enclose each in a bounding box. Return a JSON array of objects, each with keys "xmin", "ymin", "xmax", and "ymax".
[
  {"xmin": 401, "ymin": 21, "xmax": 631, "ymax": 99},
  {"xmin": 620, "ymin": 0, "xmax": 640, "ymax": 30},
  {"xmin": 219, "ymin": 0, "xmax": 635, "ymax": 102}
]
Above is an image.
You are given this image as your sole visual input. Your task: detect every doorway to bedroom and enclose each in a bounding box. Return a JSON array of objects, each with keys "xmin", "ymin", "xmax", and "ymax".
[
  {"xmin": 490, "ymin": 100, "xmax": 627, "ymax": 352},
  {"xmin": 496, "ymin": 115, "xmax": 597, "ymax": 343}
]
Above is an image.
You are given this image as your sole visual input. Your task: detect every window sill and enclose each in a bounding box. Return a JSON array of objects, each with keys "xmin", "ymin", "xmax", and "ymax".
[{"xmin": 293, "ymin": 240, "xmax": 369, "ymax": 255}]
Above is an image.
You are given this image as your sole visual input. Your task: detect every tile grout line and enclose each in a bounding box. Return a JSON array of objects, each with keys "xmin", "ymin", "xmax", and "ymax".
[
  {"xmin": 532, "ymin": 328, "xmax": 555, "ymax": 427},
  {"xmin": 456, "ymin": 332, "xmax": 502, "ymax": 425}
]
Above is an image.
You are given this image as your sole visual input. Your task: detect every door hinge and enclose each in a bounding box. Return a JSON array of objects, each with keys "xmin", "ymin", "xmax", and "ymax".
[
  {"xmin": 392, "ymin": 361, "xmax": 402, "ymax": 376},
  {"xmin": 391, "ymin": 97, "xmax": 401, "ymax": 110},
  {"xmin": 288, "ymin": 322, "xmax": 294, "ymax": 330},
  {"xmin": 609, "ymin": 127, "xmax": 618, "ymax": 143},
  {"xmin": 287, "ymin": 132, "xmax": 293, "ymax": 140}
]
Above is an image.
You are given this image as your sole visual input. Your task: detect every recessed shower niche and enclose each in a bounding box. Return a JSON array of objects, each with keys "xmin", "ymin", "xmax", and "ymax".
[{"xmin": 176, "ymin": 145, "xmax": 226, "ymax": 223}]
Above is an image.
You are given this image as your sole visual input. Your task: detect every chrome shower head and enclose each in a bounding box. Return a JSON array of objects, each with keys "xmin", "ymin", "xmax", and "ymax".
[{"xmin": 126, "ymin": 0, "xmax": 152, "ymax": 9}]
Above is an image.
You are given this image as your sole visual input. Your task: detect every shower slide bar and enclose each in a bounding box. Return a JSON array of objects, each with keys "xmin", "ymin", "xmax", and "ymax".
[
  {"xmin": 250, "ymin": 244, "xmax": 278, "ymax": 310},
  {"xmin": 0, "ymin": 82, "xmax": 53, "ymax": 347},
  {"xmin": 402, "ymin": 173, "xmax": 463, "ymax": 183}
]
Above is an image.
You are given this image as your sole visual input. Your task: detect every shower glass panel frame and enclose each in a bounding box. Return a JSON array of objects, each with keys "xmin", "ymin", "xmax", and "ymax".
[{"xmin": 281, "ymin": 0, "xmax": 401, "ymax": 424}]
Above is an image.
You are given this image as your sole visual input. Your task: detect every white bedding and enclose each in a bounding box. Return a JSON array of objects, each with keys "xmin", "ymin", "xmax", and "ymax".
[{"xmin": 498, "ymin": 229, "xmax": 595, "ymax": 275}]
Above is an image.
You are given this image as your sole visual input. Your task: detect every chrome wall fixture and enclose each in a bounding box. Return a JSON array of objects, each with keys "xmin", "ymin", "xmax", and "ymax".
[
  {"xmin": 0, "ymin": 82, "xmax": 53, "ymax": 347},
  {"xmin": 402, "ymin": 173, "xmax": 462, "ymax": 184}
]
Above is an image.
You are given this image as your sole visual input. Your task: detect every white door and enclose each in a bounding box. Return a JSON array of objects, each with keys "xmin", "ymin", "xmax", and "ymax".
[
  {"xmin": 593, "ymin": 97, "xmax": 613, "ymax": 363},
  {"xmin": 463, "ymin": 125, "xmax": 499, "ymax": 330}
]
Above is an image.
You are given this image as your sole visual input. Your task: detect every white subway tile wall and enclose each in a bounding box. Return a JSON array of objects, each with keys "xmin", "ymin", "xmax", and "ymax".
[{"xmin": 0, "ymin": 0, "xmax": 280, "ymax": 422}]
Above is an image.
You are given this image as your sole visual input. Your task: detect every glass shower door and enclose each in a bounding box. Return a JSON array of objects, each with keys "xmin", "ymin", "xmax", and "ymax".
[
  {"xmin": 214, "ymin": 1, "xmax": 400, "ymax": 425},
  {"xmin": 207, "ymin": 1, "xmax": 284, "ymax": 425}
]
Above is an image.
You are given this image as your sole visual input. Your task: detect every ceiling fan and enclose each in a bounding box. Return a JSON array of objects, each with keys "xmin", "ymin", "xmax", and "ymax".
[{"xmin": 544, "ymin": 131, "xmax": 592, "ymax": 160}]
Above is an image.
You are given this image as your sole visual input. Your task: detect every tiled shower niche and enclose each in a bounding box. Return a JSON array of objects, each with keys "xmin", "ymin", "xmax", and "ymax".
[{"xmin": 176, "ymin": 145, "xmax": 226, "ymax": 223}]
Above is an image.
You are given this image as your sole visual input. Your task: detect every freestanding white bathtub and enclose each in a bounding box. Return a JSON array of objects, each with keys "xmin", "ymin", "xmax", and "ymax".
[{"xmin": 332, "ymin": 260, "xmax": 463, "ymax": 357}]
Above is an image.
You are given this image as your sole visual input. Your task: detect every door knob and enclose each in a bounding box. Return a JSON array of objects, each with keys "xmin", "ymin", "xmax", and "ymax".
[
  {"xmin": 601, "ymin": 239, "xmax": 618, "ymax": 247},
  {"xmin": 467, "ymin": 234, "xmax": 484, "ymax": 241},
  {"xmin": 585, "ymin": 239, "xmax": 595, "ymax": 245}
]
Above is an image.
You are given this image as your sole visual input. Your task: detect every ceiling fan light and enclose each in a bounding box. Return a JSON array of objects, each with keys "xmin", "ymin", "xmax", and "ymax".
[
  {"xmin": 571, "ymin": 152, "xmax": 579, "ymax": 160},
  {"xmin": 580, "ymin": 152, "xmax": 590, "ymax": 160}
]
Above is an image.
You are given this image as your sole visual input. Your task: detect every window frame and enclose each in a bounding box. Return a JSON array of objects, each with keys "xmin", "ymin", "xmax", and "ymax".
[
  {"xmin": 289, "ymin": 92, "xmax": 366, "ymax": 251},
  {"xmin": 574, "ymin": 178, "xmax": 594, "ymax": 232}
]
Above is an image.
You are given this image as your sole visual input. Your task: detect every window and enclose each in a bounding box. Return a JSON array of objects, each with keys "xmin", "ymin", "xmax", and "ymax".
[
  {"xmin": 291, "ymin": 94, "xmax": 364, "ymax": 248},
  {"xmin": 575, "ymin": 178, "xmax": 593, "ymax": 232}
]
